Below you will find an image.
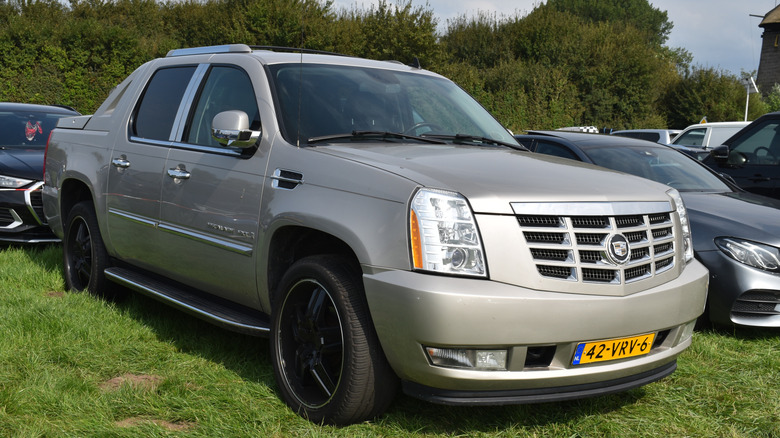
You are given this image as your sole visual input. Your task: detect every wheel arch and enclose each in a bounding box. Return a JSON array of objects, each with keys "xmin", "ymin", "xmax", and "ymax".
[
  {"xmin": 265, "ymin": 225, "xmax": 361, "ymax": 310},
  {"xmin": 59, "ymin": 177, "xmax": 96, "ymax": 223}
]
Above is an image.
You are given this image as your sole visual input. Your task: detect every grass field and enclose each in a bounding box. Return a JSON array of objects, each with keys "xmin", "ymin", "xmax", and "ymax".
[{"xmin": 0, "ymin": 244, "xmax": 778, "ymax": 437}]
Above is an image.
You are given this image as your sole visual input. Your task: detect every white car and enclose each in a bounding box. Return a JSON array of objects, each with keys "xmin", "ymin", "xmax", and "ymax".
[
  {"xmin": 611, "ymin": 129, "xmax": 681, "ymax": 144},
  {"xmin": 671, "ymin": 121, "xmax": 749, "ymax": 148}
]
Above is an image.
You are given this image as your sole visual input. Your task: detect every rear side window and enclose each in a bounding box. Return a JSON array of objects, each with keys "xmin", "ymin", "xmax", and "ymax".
[
  {"xmin": 673, "ymin": 128, "xmax": 705, "ymax": 146},
  {"xmin": 133, "ymin": 66, "xmax": 197, "ymax": 141}
]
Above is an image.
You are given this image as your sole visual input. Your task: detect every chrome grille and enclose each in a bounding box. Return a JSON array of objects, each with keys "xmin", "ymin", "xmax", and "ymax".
[{"xmin": 517, "ymin": 207, "xmax": 676, "ymax": 285}]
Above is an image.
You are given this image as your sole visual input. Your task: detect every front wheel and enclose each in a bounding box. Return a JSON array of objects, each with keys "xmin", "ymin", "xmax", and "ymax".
[
  {"xmin": 271, "ymin": 255, "xmax": 398, "ymax": 424},
  {"xmin": 62, "ymin": 201, "xmax": 121, "ymax": 300}
]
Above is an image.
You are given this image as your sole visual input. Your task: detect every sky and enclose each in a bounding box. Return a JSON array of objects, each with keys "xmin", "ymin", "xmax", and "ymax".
[{"xmin": 332, "ymin": 0, "xmax": 780, "ymax": 77}]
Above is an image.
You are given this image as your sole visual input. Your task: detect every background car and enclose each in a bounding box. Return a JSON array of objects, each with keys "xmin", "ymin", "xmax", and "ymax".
[
  {"xmin": 0, "ymin": 102, "xmax": 79, "ymax": 243},
  {"xmin": 703, "ymin": 112, "xmax": 780, "ymax": 200},
  {"xmin": 611, "ymin": 129, "xmax": 681, "ymax": 144},
  {"xmin": 517, "ymin": 130, "xmax": 780, "ymax": 328},
  {"xmin": 671, "ymin": 121, "xmax": 749, "ymax": 149}
]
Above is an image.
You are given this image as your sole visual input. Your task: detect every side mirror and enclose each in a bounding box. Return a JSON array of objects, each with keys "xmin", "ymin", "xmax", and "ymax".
[
  {"xmin": 710, "ymin": 145, "xmax": 729, "ymax": 161},
  {"xmin": 212, "ymin": 110, "xmax": 261, "ymax": 148}
]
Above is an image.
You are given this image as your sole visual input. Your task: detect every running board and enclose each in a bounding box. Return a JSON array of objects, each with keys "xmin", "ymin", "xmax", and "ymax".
[{"xmin": 104, "ymin": 267, "xmax": 271, "ymax": 337}]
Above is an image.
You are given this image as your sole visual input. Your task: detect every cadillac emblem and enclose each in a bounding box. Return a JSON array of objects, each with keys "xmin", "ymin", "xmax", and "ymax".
[{"xmin": 605, "ymin": 234, "xmax": 631, "ymax": 265}]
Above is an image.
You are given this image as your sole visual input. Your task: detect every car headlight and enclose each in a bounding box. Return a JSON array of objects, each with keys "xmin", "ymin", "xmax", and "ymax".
[
  {"xmin": 409, "ymin": 188, "xmax": 486, "ymax": 277},
  {"xmin": 715, "ymin": 237, "xmax": 780, "ymax": 272},
  {"xmin": 0, "ymin": 175, "xmax": 33, "ymax": 189},
  {"xmin": 667, "ymin": 188, "xmax": 693, "ymax": 262}
]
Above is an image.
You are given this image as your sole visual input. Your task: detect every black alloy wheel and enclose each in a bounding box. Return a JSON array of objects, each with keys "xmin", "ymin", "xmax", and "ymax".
[
  {"xmin": 62, "ymin": 201, "xmax": 119, "ymax": 299},
  {"xmin": 271, "ymin": 255, "xmax": 397, "ymax": 424}
]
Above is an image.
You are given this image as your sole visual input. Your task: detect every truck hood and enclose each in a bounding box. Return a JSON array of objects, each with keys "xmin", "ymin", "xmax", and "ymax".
[
  {"xmin": 314, "ymin": 143, "xmax": 673, "ymax": 214},
  {"xmin": 0, "ymin": 148, "xmax": 43, "ymax": 181}
]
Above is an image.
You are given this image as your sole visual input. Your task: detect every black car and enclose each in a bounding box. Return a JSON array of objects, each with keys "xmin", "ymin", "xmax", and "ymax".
[
  {"xmin": 0, "ymin": 102, "xmax": 80, "ymax": 243},
  {"xmin": 517, "ymin": 130, "xmax": 780, "ymax": 328},
  {"xmin": 703, "ymin": 112, "xmax": 780, "ymax": 199}
]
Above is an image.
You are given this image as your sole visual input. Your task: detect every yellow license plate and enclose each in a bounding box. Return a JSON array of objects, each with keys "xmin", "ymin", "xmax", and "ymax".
[{"xmin": 572, "ymin": 333, "xmax": 655, "ymax": 365}]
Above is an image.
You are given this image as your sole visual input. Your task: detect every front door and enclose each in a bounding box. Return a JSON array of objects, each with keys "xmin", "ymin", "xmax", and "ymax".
[
  {"xmin": 706, "ymin": 119, "xmax": 780, "ymax": 199},
  {"xmin": 157, "ymin": 65, "xmax": 267, "ymax": 307}
]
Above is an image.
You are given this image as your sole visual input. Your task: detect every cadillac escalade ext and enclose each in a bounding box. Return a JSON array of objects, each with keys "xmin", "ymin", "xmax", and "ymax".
[{"xmin": 42, "ymin": 44, "xmax": 709, "ymax": 424}]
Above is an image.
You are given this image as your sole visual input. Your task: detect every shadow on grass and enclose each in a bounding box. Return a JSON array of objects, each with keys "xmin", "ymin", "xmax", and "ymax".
[
  {"xmin": 2, "ymin": 242, "xmax": 63, "ymax": 274},
  {"xmin": 15, "ymin": 243, "xmax": 656, "ymax": 432},
  {"xmin": 119, "ymin": 292, "xmax": 274, "ymax": 383},
  {"xmin": 382, "ymin": 388, "xmax": 647, "ymax": 434},
  {"xmin": 113, "ymin": 291, "xmax": 647, "ymax": 433}
]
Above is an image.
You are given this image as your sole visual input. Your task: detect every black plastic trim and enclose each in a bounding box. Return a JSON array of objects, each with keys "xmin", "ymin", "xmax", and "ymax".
[
  {"xmin": 105, "ymin": 266, "xmax": 270, "ymax": 337},
  {"xmin": 402, "ymin": 361, "xmax": 676, "ymax": 406}
]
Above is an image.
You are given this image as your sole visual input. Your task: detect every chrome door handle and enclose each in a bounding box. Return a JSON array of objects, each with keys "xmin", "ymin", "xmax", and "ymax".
[
  {"xmin": 167, "ymin": 168, "xmax": 191, "ymax": 180},
  {"xmin": 111, "ymin": 158, "xmax": 130, "ymax": 168}
]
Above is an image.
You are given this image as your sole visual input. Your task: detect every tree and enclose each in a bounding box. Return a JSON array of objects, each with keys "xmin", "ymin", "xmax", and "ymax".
[
  {"xmin": 334, "ymin": 0, "xmax": 440, "ymax": 66},
  {"xmin": 660, "ymin": 67, "xmax": 766, "ymax": 128},
  {"xmin": 544, "ymin": 0, "xmax": 672, "ymax": 46}
]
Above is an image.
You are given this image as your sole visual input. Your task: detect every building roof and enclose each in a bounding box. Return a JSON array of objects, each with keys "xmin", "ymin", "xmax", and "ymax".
[{"xmin": 760, "ymin": 5, "xmax": 780, "ymax": 27}]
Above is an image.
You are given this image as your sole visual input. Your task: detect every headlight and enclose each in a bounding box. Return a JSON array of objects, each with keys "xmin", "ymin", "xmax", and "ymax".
[
  {"xmin": 409, "ymin": 188, "xmax": 486, "ymax": 277},
  {"xmin": 667, "ymin": 189, "xmax": 693, "ymax": 262},
  {"xmin": 0, "ymin": 175, "xmax": 33, "ymax": 189},
  {"xmin": 715, "ymin": 237, "xmax": 780, "ymax": 272}
]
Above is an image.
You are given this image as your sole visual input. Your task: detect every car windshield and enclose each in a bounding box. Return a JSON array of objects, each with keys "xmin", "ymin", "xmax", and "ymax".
[
  {"xmin": 268, "ymin": 63, "xmax": 517, "ymax": 147},
  {"xmin": 586, "ymin": 145, "xmax": 732, "ymax": 192},
  {"xmin": 0, "ymin": 110, "xmax": 70, "ymax": 148}
]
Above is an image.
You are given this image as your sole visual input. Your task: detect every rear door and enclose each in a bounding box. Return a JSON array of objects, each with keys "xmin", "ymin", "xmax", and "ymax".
[{"xmin": 106, "ymin": 65, "xmax": 200, "ymax": 268}]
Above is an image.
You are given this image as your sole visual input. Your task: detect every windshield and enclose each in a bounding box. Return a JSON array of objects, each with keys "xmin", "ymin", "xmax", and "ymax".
[
  {"xmin": 0, "ymin": 110, "xmax": 71, "ymax": 148},
  {"xmin": 268, "ymin": 63, "xmax": 517, "ymax": 146},
  {"xmin": 586, "ymin": 145, "xmax": 732, "ymax": 192}
]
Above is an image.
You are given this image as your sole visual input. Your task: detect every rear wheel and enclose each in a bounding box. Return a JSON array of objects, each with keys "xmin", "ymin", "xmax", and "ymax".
[
  {"xmin": 62, "ymin": 201, "xmax": 121, "ymax": 300},
  {"xmin": 271, "ymin": 255, "xmax": 398, "ymax": 424}
]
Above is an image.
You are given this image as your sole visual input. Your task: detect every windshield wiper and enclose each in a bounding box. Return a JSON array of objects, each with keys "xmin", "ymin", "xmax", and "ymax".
[
  {"xmin": 423, "ymin": 133, "xmax": 529, "ymax": 151},
  {"xmin": 308, "ymin": 130, "xmax": 447, "ymax": 145}
]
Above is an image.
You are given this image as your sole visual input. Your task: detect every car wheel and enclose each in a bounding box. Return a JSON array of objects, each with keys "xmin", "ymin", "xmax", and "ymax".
[
  {"xmin": 271, "ymin": 255, "xmax": 398, "ymax": 424},
  {"xmin": 62, "ymin": 201, "xmax": 121, "ymax": 300}
]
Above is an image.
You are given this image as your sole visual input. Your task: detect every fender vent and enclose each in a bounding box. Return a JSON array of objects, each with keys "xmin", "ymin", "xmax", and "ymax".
[{"xmin": 271, "ymin": 169, "xmax": 303, "ymax": 190}]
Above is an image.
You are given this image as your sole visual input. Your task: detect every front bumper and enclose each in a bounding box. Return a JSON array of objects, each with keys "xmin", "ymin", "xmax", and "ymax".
[
  {"xmin": 363, "ymin": 259, "xmax": 708, "ymax": 402},
  {"xmin": 0, "ymin": 182, "xmax": 58, "ymax": 243},
  {"xmin": 698, "ymin": 250, "xmax": 780, "ymax": 327}
]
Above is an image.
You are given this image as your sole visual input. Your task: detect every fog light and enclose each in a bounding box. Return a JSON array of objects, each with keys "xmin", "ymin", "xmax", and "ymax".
[
  {"xmin": 425, "ymin": 347, "xmax": 507, "ymax": 370},
  {"xmin": 680, "ymin": 320, "xmax": 695, "ymax": 343}
]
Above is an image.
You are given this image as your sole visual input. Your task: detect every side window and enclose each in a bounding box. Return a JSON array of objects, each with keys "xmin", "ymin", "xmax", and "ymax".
[
  {"xmin": 185, "ymin": 66, "xmax": 260, "ymax": 147},
  {"xmin": 133, "ymin": 66, "xmax": 197, "ymax": 141},
  {"xmin": 672, "ymin": 128, "xmax": 705, "ymax": 146},
  {"xmin": 730, "ymin": 120, "xmax": 780, "ymax": 165},
  {"xmin": 536, "ymin": 140, "xmax": 580, "ymax": 161}
]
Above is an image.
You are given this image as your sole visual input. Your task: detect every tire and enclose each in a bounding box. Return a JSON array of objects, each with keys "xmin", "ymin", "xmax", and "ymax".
[
  {"xmin": 271, "ymin": 255, "xmax": 398, "ymax": 424},
  {"xmin": 62, "ymin": 201, "xmax": 121, "ymax": 300}
]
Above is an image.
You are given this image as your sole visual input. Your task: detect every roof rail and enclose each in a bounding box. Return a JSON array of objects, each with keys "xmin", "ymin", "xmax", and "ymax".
[
  {"xmin": 167, "ymin": 44, "xmax": 252, "ymax": 57},
  {"xmin": 249, "ymin": 45, "xmax": 351, "ymax": 57}
]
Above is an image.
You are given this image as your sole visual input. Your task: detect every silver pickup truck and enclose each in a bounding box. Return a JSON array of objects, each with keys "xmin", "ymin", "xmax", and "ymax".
[{"xmin": 42, "ymin": 44, "xmax": 708, "ymax": 424}]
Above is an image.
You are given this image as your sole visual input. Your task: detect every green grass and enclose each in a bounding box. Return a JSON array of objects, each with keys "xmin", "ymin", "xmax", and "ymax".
[{"xmin": 0, "ymin": 244, "xmax": 778, "ymax": 437}]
